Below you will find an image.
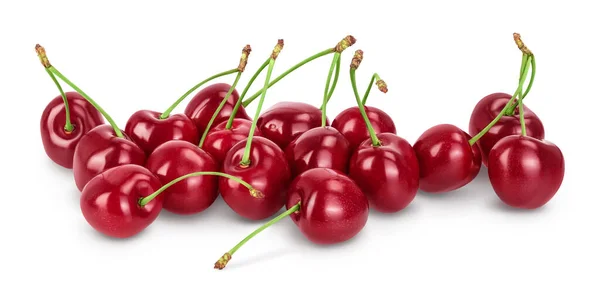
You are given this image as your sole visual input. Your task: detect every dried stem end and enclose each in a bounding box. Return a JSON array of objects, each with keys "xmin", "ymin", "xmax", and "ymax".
[
  {"xmin": 376, "ymin": 79, "xmax": 388, "ymax": 93},
  {"xmin": 351, "ymin": 49, "xmax": 364, "ymax": 69},
  {"xmin": 214, "ymin": 253, "xmax": 232, "ymax": 270},
  {"xmin": 249, "ymin": 188, "xmax": 265, "ymax": 199},
  {"xmin": 237, "ymin": 45, "xmax": 252, "ymax": 72},
  {"xmin": 271, "ymin": 39, "xmax": 284, "ymax": 60},
  {"xmin": 35, "ymin": 44, "xmax": 51, "ymax": 68},
  {"xmin": 513, "ymin": 33, "xmax": 533, "ymax": 55},
  {"xmin": 334, "ymin": 35, "xmax": 357, "ymax": 53}
]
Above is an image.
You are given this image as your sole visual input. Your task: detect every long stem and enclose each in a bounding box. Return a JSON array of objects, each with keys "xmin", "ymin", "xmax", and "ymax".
[
  {"xmin": 322, "ymin": 53, "xmax": 340, "ymax": 126},
  {"xmin": 160, "ymin": 68, "xmax": 238, "ymax": 119},
  {"xmin": 351, "ymin": 69, "xmax": 381, "ymax": 146},
  {"xmin": 361, "ymin": 73, "xmax": 386, "ymax": 105},
  {"xmin": 214, "ymin": 202, "xmax": 301, "ymax": 270},
  {"xmin": 198, "ymin": 72, "xmax": 243, "ymax": 148},
  {"xmin": 226, "ymin": 59, "xmax": 269, "ymax": 129},
  {"xmin": 506, "ymin": 55, "xmax": 537, "ymax": 115},
  {"xmin": 138, "ymin": 171, "xmax": 261, "ymax": 207},
  {"xmin": 323, "ymin": 55, "xmax": 341, "ymax": 107},
  {"xmin": 469, "ymin": 55, "xmax": 532, "ymax": 145},
  {"xmin": 48, "ymin": 67, "xmax": 123, "ymax": 138},
  {"xmin": 518, "ymin": 96, "xmax": 527, "ymax": 136},
  {"xmin": 46, "ymin": 68, "xmax": 74, "ymax": 132}
]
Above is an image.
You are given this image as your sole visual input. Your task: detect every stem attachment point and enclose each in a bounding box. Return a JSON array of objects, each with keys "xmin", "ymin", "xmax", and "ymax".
[
  {"xmin": 334, "ymin": 35, "xmax": 357, "ymax": 53},
  {"xmin": 35, "ymin": 44, "xmax": 51, "ymax": 68},
  {"xmin": 376, "ymin": 79, "xmax": 388, "ymax": 93},
  {"xmin": 238, "ymin": 45, "xmax": 252, "ymax": 72},
  {"xmin": 350, "ymin": 49, "xmax": 364, "ymax": 69},
  {"xmin": 214, "ymin": 253, "xmax": 232, "ymax": 270},
  {"xmin": 513, "ymin": 33, "xmax": 533, "ymax": 55}
]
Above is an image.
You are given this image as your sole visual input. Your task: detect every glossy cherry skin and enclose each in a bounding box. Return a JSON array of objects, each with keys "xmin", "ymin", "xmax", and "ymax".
[
  {"xmin": 284, "ymin": 126, "xmax": 351, "ymax": 177},
  {"xmin": 413, "ymin": 124, "xmax": 482, "ymax": 193},
  {"xmin": 80, "ymin": 164, "xmax": 163, "ymax": 238},
  {"xmin": 332, "ymin": 106, "xmax": 396, "ymax": 152},
  {"xmin": 220, "ymin": 137, "xmax": 291, "ymax": 220},
  {"xmin": 125, "ymin": 110, "xmax": 199, "ymax": 156},
  {"xmin": 488, "ymin": 135, "xmax": 564, "ymax": 209},
  {"xmin": 146, "ymin": 140, "xmax": 219, "ymax": 215},
  {"xmin": 203, "ymin": 118, "xmax": 262, "ymax": 167},
  {"xmin": 73, "ymin": 125, "xmax": 146, "ymax": 192},
  {"xmin": 469, "ymin": 92, "xmax": 545, "ymax": 166},
  {"xmin": 183, "ymin": 83, "xmax": 251, "ymax": 136},
  {"xmin": 349, "ymin": 133, "xmax": 420, "ymax": 213},
  {"xmin": 40, "ymin": 92, "xmax": 104, "ymax": 168},
  {"xmin": 286, "ymin": 168, "xmax": 369, "ymax": 244},
  {"xmin": 257, "ymin": 102, "xmax": 327, "ymax": 149}
]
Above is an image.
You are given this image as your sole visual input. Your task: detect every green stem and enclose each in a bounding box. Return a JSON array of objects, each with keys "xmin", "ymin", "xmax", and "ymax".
[
  {"xmin": 241, "ymin": 48, "xmax": 334, "ymax": 107},
  {"xmin": 506, "ymin": 55, "xmax": 536, "ymax": 115},
  {"xmin": 225, "ymin": 59, "xmax": 269, "ymax": 129},
  {"xmin": 160, "ymin": 68, "xmax": 239, "ymax": 119},
  {"xmin": 46, "ymin": 68, "xmax": 74, "ymax": 132},
  {"xmin": 138, "ymin": 171, "xmax": 258, "ymax": 207},
  {"xmin": 350, "ymin": 69, "xmax": 381, "ymax": 146},
  {"xmin": 322, "ymin": 53, "xmax": 340, "ymax": 126},
  {"xmin": 240, "ymin": 57, "xmax": 276, "ymax": 166},
  {"xmin": 469, "ymin": 55, "xmax": 532, "ymax": 145},
  {"xmin": 48, "ymin": 66, "xmax": 123, "ymax": 138},
  {"xmin": 323, "ymin": 54, "xmax": 341, "ymax": 107},
  {"xmin": 362, "ymin": 73, "xmax": 382, "ymax": 106},
  {"xmin": 198, "ymin": 72, "xmax": 243, "ymax": 148},
  {"xmin": 518, "ymin": 96, "xmax": 527, "ymax": 136}
]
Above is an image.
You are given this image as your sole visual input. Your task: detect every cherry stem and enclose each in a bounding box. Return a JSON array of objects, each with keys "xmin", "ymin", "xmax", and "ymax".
[
  {"xmin": 321, "ymin": 55, "xmax": 341, "ymax": 109},
  {"xmin": 159, "ymin": 68, "xmax": 239, "ymax": 119},
  {"xmin": 322, "ymin": 53, "xmax": 341, "ymax": 126},
  {"xmin": 506, "ymin": 55, "xmax": 536, "ymax": 115},
  {"xmin": 350, "ymin": 50, "xmax": 382, "ymax": 147},
  {"xmin": 362, "ymin": 73, "xmax": 387, "ymax": 105},
  {"xmin": 225, "ymin": 59, "xmax": 269, "ymax": 129},
  {"xmin": 240, "ymin": 40, "xmax": 283, "ymax": 166},
  {"xmin": 45, "ymin": 68, "xmax": 74, "ymax": 132},
  {"xmin": 138, "ymin": 171, "xmax": 262, "ymax": 207},
  {"xmin": 214, "ymin": 202, "xmax": 301, "ymax": 270},
  {"xmin": 241, "ymin": 35, "xmax": 356, "ymax": 107},
  {"xmin": 518, "ymin": 96, "xmax": 527, "ymax": 136}
]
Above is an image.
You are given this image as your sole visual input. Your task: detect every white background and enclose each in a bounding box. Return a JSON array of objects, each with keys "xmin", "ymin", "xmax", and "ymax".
[{"xmin": 1, "ymin": 1, "xmax": 598, "ymax": 289}]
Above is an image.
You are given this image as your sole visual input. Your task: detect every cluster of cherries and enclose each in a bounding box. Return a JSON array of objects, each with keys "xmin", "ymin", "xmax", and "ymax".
[{"xmin": 37, "ymin": 33, "xmax": 564, "ymax": 270}]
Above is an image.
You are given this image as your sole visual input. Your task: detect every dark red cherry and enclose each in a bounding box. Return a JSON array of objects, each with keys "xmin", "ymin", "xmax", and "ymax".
[
  {"xmin": 203, "ymin": 118, "xmax": 262, "ymax": 166},
  {"xmin": 331, "ymin": 106, "xmax": 396, "ymax": 152}
]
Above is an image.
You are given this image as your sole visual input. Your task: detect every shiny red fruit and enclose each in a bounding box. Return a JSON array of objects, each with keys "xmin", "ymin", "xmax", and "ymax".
[
  {"xmin": 413, "ymin": 124, "xmax": 482, "ymax": 193},
  {"xmin": 349, "ymin": 133, "xmax": 419, "ymax": 213},
  {"xmin": 257, "ymin": 102, "xmax": 327, "ymax": 149},
  {"xmin": 220, "ymin": 137, "xmax": 291, "ymax": 220},
  {"xmin": 184, "ymin": 83, "xmax": 250, "ymax": 136},
  {"xmin": 204, "ymin": 118, "xmax": 262, "ymax": 166},
  {"xmin": 80, "ymin": 164, "xmax": 163, "ymax": 238},
  {"xmin": 125, "ymin": 110, "xmax": 199, "ymax": 156},
  {"xmin": 286, "ymin": 168, "xmax": 369, "ymax": 244},
  {"xmin": 284, "ymin": 126, "xmax": 351, "ymax": 177},
  {"xmin": 146, "ymin": 140, "xmax": 219, "ymax": 215},
  {"xmin": 488, "ymin": 135, "xmax": 564, "ymax": 209},
  {"xmin": 469, "ymin": 92, "xmax": 545, "ymax": 166},
  {"xmin": 40, "ymin": 92, "xmax": 104, "ymax": 168},
  {"xmin": 73, "ymin": 125, "xmax": 146, "ymax": 192},
  {"xmin": 331, "ymin": 106, "xmax": 396, "ymax": 152}
]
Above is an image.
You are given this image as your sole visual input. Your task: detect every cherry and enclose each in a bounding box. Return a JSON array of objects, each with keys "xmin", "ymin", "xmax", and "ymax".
[
  {"xmin": 214, "ymin": 167, "xmax": 369, "ymax": 270},
  {"xmin": 203, "ymin": 118, "xmax": 262, "ymax": 166}
]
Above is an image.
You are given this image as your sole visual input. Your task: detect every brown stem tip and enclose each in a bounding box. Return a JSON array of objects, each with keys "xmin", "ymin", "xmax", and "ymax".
[
  {"xmin": 376, "ymin": 79, "xmax": 388, "ymax": 93},
  {"xmin": 334, "ymin": 35, "xmax": 357, "ymax": 53},
  {"xmin": 214, "ymin": 253, "xmax": 232, "ymax": 270},
  {"xmin": 513, "ymin": 33, "xmax": 532, "ymax": 55},
  {"xmin": 237, "ymin": 44, "xmax": 252, "ymax": 72},
  {"xmin": 351, "ymin": 50, "xmax": 364, "ymax": 69},
  {"xmin": 249, "ymin": 188, "xmax": 265, "ymax": 199},
  {"xmin": 35, "ymin": 44, "xmax": 51, "ymax": 68},
  {"xmin": 271, "ymin": 39, "xmax": 284, "ymax": 60}
]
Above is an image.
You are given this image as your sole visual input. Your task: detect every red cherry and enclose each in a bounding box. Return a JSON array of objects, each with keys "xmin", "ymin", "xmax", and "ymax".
[
  {"xmin": 220, "ymin": 136, "xmax": 291, "ymax": 220},
  {"xmin": 286, "ymin": 168, "xmax": 369, "ymax": 244},
  {"xmin": 40, "ymin": 92, "xmax": 104, "ymax": 168},
  {"xmin": 146, "ymin": 140, "xmax": 218, "ymax": 215},
  {"xmin": 332, "ymin": 106, "xmax": 396, "ymax": 152},
  {"xmin": 203, "ymin": 118, "xmax": 262, "ymax": 166},
  {"xmin": 73, "ymin": 125, "xmax": 146, "ymax": 192},
  {"xmin": 413, "ymin": 124, "xmax": 482, "ymax": 193},
  {"xmin": 488, "ymin": 135, "xmax": 564, "ymax": 209},
  {"xmin": 124, "ymin": 110, "xmax": 199, "ymax": 156},
  {"xmin": 349, "ymin": 133, "xmax": 419, "ymax": 213},
  {"xmin": 184, "ymin": 83, "xmax": 250, "ymax": 135},
  {"xmin": 256, "ymin": 101, "xmax": 327, "ymax": 149},
  {"xmin": 80, "ymin": 164, "xmax": 163, "ymax": 238},
  {"xmin": 469, "ymin": 92, "xmax": 545, "ymax": 166},
  {"xmin": 284, "ymin": 126, "xmax": 351, "ymax": 177}
]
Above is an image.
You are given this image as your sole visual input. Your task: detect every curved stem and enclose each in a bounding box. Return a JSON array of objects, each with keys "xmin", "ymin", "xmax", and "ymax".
[
  {"xmin": 160, "ymin": 68, "xmax": 239, "ymax": 119},
  {"xmin": 506, "ymin": 55, "xmax": 537, "ymax": 115},
  {"xmin": 350, "ymin": 69, "xmax": 381, "ymax": 146},
  {"xmin": 226, "ymin": 59, "xmax": 269, "ymax": 129},
  {"xmin": 518, "ymin": 96, "xmax": 527, "ymax": 136},
  {"xmin": 322, "ymin": 53, "xmax": 340, "ymax": 126},
  {"xmin": 323, "ymin": 55, "xmax": 341, "ymax": 107},
  {"xmin": 48, "ymin": 67, "xmax": 123, "ymax": 138},
  {"xmin": 138, "ymin": 171, "xmax": 260, "ymax": 207},
  {"xmin": 198, "ymin": 72, "xmax": 243, "ymax": 148},
  {"xmin": 362, "ymin": 73, "xmax": 382, "ymax": 106},
  {"xmin": 46, "ymin": 68, "xmax": 73, "ymax": 132},
  {"xmin": 241, "ymin": 48, "xmax": 334, "ymax": 107},
  {"xmin": 214, "ymin": 202, "xmax": 301, "ymax": 270}
]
